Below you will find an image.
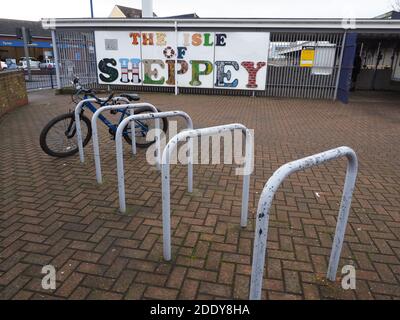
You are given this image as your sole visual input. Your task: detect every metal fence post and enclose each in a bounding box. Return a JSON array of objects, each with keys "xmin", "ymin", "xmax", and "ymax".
[
  {"xmin": 333, "ymin": 32, "xmax": 347, "ymax": 100},
  {"xmin": 50, "ymin": 68, "xmax": 54, "ymax": 89},
  {"xmin": 21, "ymin": 27, "xmax": 31, "ymax": 82},
  {"xmin": 51, "ymin": 30, "xmax": 61, "ymax": 90},
  {"xmin": 174, "ymin": 20, "xmax": 179, "ymax": 96}
]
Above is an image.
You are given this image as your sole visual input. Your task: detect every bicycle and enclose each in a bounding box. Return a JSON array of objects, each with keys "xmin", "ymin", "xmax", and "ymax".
[{"xmin": 40, "ymin": 77, "xmax": 168, "ymax": 158}]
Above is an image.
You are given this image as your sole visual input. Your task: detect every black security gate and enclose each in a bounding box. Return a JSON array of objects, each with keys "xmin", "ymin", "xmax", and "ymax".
[{"xmin": 24, "ymin": 68, "xmax": 56, "ymax": 91}]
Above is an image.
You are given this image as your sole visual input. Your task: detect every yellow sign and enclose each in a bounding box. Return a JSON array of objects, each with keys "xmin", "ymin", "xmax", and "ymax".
[{"xmin": 300, "ymin": 46, "xmax": 315, "ymax": 67}]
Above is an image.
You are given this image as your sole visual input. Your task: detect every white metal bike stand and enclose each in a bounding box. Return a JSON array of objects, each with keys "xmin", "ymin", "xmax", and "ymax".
[
  {"xmin": 116, "ymin": 110, "xmax": 194, "ymax": 214},
  {"xmin": 91, "ymin": 102, "xmax": 161, "ymax": 184},
  {"xmin": 74, "ymin": 96, "xmax": 142, "ymax": 164},
  {"xmin": 161, "ymin": 123, "xmax": 254, "ymax": 261},
  {"xmin": 249, "ymin": 146, "xmax": 358, "ymax": 300},
  {"xmin": 74, "ymin": 98, "xmax": 98, "ymax": 163}
]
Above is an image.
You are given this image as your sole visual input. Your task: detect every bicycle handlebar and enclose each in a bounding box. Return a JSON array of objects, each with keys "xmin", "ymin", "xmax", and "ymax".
[
  {"xmin": 86, "ymin": 91, "xmax": 114, "ymax": 105},
  {"xmin": 73, "ymin": 77, "xmax": 114, "ymax": 105}
]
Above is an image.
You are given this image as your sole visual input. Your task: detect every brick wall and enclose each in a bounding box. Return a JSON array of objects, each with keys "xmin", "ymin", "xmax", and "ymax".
[{"xmin": 0, "ymin": 70, "xmax": 28, "ymax": 118}]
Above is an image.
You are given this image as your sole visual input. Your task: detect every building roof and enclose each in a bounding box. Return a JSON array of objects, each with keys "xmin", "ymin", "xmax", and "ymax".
[
  {"xmin": 43, "ymin": 17, "xmax": 400, "ymax": 33},
  {"xmin": 162, "ymin": 13, "xmax": 200, "ymax": 19},
  {"xmin": 113, "ymin": 5, "xmax": 157, "ymax": 18},
  {"xmin": 373, "ymin": 10, "xmax": 400, "ymax": 20},
  {"xmin": 111, "ymin": 5, "xmax": 198, "ymax": 19},
  {"xmin": 0, "ymin": 18, "xmax": 50, "ymax": 38}
]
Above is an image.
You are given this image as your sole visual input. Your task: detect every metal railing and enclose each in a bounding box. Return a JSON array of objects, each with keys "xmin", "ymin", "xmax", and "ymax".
[
  {"xmin": 55, "ymin": 30, "xmax": 98, "ymax": 89},
  {"xmin": 24, "ymin": 68, "xmax": 57, "ymax": 91},
  {"xmin": 265, "ymin": 33, "xmax": 344, "ymax": 99},
  {"xmin": 249, "ymin": 146, "xmax": 358, "ymax": 300},
  {"xmin": 161, "ymin": 123, "xmax": 253, "ymax": 261}
]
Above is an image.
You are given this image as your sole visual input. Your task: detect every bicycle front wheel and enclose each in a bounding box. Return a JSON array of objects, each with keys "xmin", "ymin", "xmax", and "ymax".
[{"xmin": 39, "ymin": 112, "xmax": 92, "ymax": 158}]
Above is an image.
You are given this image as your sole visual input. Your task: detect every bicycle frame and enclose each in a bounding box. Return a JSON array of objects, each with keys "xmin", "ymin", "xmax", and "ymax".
[{"xmin": 80, "ymin": 94, "xmax": 148, "ymax": 136}]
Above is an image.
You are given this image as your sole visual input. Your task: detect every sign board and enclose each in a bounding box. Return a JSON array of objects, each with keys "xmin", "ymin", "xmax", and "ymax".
[
  {"xmin": 0, "ymin": 39, "xmax": 52, "ymax": 48},
  {"xmin": 94, "ymin": 31, "xmax": 270, "ymax": 90},
  {"xmin": 312, "ymin": 46, "xmax": 336, "ymax": 75},
  {"xmin": 300, "ymin": 46, "xmax": 315, "ymax": 67}
]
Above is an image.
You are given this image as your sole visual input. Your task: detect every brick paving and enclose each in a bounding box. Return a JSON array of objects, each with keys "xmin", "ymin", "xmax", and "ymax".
[{"xmin": 0, "ymin": 89, "xmax": 400, "ymax": 300}]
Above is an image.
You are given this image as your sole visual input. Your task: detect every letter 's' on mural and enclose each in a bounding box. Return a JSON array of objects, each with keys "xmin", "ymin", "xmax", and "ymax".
[{"xmin": 98, "ymin": 58, "xmax": 118, "ymax": 83}]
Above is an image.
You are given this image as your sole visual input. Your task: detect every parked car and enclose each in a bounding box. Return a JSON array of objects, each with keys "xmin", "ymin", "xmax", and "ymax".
[
  {"xmin": 5, "ymin": 58, "xmax": 17, "ymax": 70},
  {"xmin": 39, "ymin": 59, "xmax": 55, "ymax": 70},
  {"xmin": 0, "ymin": 61, "xmax": 7, "ymax": 71},
  {"xmin": 18, "ymin": 57, "xmax": 40, "ymax": 69}
]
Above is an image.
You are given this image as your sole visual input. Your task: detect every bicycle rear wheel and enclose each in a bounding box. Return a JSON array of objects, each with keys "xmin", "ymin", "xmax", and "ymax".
[
  {"xmin": 122, "ymin": 106, "xmax": 169, "ymax": 148},
  {"xmin": 39, "ymin": 112, "xmax": 92, "ymax": 158}
]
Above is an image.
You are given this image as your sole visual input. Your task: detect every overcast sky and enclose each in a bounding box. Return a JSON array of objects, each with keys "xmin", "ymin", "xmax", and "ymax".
[{"xmin": 4, "ymin": 0, "xmax": 397, "ymax": 21}]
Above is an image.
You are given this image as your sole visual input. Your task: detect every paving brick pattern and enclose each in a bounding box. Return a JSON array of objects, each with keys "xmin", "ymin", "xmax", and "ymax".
[{"xmin": 0, "ymin": 90, "xmax": 399, "ymax": 300}]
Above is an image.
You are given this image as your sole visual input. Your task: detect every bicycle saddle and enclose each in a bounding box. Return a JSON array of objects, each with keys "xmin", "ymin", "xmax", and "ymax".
[{"xmin": 120, "ymin": 93, "xmax": 140, "ymax": 101}]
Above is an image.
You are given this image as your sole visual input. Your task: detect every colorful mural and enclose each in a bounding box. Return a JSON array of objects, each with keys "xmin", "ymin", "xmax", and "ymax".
[{"xmin": 95, "ymin": 31, "xmax": 270, "ymax": 90}]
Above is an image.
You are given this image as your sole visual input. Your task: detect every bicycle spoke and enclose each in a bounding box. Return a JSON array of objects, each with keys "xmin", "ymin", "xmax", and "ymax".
[{"xmin": 45, "ymin": 116, "xmax": 88, "ymax": 155}]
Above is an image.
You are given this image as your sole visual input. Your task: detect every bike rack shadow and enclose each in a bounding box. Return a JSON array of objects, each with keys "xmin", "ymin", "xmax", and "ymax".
[
  {"xmin": 249, "ymin": 146, "xmax": 358, "ymax": 300},
  {"xmin": 92, "ymin": 102, "xmax": 161, "ymax": 184},
  {"xmin": 161, "ymin": 123, "xmax": 254, "ymax": 261},
  {"xmin": 116, "ymin": 111, "xmax": 194, "ymax": 213}
]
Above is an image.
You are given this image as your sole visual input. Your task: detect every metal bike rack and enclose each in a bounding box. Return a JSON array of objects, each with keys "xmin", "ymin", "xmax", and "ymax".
[
  {"xmin": 161, "ymin": 123, "xmax": 254, "ymax": 261},
  {"xmin": 249, "ymin": 146, "xmax": 358, "ymax": 300},
  {"xmin": 74, "ymin": 96, "xmax": 144, "ymax": 164},
  {"xmin": 74, "ymin": 98, "xmax": 97, "ymax": 163},
  {"xmin": 91, "ymin": 102, "xmax": 161, "ymax": 184},
  {"xmin": 116, "ymin": 111, "xmax": 194, "ymax": 214}
]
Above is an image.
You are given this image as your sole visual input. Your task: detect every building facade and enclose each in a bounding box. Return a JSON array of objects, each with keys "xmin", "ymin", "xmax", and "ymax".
[
  {"xmin": 0, "ymin": 19, "xmax": 52, "ymax": 63},
  {"xmin": 43, "ymin": 16, "xmax": 400, "ymax": 102}
]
